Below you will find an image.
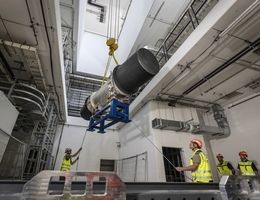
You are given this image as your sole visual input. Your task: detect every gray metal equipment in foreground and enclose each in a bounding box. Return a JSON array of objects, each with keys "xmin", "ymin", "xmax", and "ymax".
[
  {"xmin": 1, "ymin": 171, "xmax": 260, "ymax": 199},
  {"xmin": 220, "ymin": 175, "xmax": 260, "ymax": 200}
]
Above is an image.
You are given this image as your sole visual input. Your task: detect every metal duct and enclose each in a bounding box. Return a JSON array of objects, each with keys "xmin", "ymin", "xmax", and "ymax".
[
  {"xmin": 81, "ymin": 48, "xmax": 160, "ymax": 120},
  {"xmin": 152, "ymin": 118, "xmax": 184, "ymax": 131},
  {"xmin": 152, "ymin": 104, "xmax": 230, "ymax": 136},
  {"xmin": 212, "ymin": 104, "xmax": 230, "ymax": 135},
  {"xmin": 152, "ymin": 118, "xmax": 224, "ymax": 136}
]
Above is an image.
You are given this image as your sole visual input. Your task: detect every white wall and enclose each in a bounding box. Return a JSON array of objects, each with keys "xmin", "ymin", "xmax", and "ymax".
[
  {"xmin": 118, "ymin": 100, "xmax": 208, "ymax": 182},
  {"xmin": 150, "ymin": 101, "xmax": 207, "ymax": 182},
  {"xmin": 205, "ymin": 94, "xmax": 260, "ymax": 177},
  {"xmin": 53, "ymin": 116, "xmax": 120, "ymax": 174},
  {"xmin": 77, "ymin": 32, "xmax": 110, "ymax": 76},
  {"xmin": 118, "ymin": 101, "xmax": 158, "ymax": 181}
]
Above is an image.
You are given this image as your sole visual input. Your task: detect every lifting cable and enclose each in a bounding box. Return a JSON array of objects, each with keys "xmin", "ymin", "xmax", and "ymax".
[
  {"xmin": 75, "ymin": 129, "xmax": 88, "ymax": 171},
  {"xmin": 101, "ymin": 0, "xmax": 120, "ymax": 86},
  {"xmin": 129, "ymin": 118, "xmax": 193, "ymax": 181}
]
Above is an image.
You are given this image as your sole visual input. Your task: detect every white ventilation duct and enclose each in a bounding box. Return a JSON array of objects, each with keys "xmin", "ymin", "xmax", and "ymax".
[{"xmin": 152, "ymin": 104, "xmax": 230, "ymax": 136}]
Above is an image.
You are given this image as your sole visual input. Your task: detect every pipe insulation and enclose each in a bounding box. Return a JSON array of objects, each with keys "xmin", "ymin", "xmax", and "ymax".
[{"xmin": 81, "ymin": 48, "xmax": 160, "ymax": 120}]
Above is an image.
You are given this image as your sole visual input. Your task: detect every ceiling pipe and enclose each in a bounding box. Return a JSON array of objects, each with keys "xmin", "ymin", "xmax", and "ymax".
[
  {"xmin": 181, "ymin": 1, "xmax": 260, "ymax": 95},
  {"xmin": 161, "ymin": 93, "xmax": 216, "ymax": 105},
  {"xmin": 183, "ymin": 36, "xmax": 260, "ymax": 95},
  {"xmin": 204, "ymin": 57, "xmax": 260, "ymax": 94},
  {"xmin": 228, "ymin": 93, "xmax": 260, "ymax": 109},
  {"xmin": 219, "ymin": 0, "xmax": 260, "ymax": 38},
  {"xmin": 175, "ymin": 101, "xmax": 210, "ymax": 111},
  {"xmin": 25, "ymin": 0, "xmax": 39, "ymax": 46}
]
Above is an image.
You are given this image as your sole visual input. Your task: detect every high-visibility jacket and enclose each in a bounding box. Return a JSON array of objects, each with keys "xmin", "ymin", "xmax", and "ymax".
[
  {"xmin": 217, "ymin": 161, "xmax": 233, "ymax": 177},
  {"xmin": 238, "ymin": 161, "xmax": 255, "ymax": 176},
  {"xmin": 61, "ymin": 155, "xmax": 71, "ymax": 171},
  {"xmin": 190, "ymin": 149, "xmax": 213, "ymax": 182}
]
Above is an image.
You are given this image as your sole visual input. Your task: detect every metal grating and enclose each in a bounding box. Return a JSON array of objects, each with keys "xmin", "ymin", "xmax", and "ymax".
[{"xmin": 67, "ymin": 75, "xmax": 102, "ymax": 117}]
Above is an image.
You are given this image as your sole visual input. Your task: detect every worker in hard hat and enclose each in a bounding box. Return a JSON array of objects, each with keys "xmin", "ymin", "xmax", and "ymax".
[
  {"xmin": 216, "ymin": 153, "xmax": 235, "ymax": 177},
  {"xmin": 238, "ymin": 151, "xmax": 259, "ymax": 176},
  {"xmin": 60, "ymin": 147, "xmax": 82, "ymax": 180},
  {"xmin": 176, "ymin": 139, "xmax": 213, "ymax": 182}
]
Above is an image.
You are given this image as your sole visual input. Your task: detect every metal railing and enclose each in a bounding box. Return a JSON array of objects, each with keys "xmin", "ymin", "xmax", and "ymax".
[
  {"xmin": 116, "ymin": 152, "xmax": 147, "ymax": 182},
  {"xmin": 153, "ymin": 0, "xmax": 219, "ymax": 67}
]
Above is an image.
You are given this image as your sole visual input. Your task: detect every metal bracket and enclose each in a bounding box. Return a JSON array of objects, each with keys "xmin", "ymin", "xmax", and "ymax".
[{"xmin": 88, "ymin": 99, "xmax": 131, "ymax": 133}]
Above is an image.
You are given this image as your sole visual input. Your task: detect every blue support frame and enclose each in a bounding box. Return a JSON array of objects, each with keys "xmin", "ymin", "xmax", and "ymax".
[{"xmin": 87, "ymin": 99, "xmax": 131, "ymax": 133}]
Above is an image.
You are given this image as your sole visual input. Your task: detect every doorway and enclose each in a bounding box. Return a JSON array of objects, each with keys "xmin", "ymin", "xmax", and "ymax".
[{"xmin": 162, "ymin": 147, "xmax": 185, "ymax": 182}]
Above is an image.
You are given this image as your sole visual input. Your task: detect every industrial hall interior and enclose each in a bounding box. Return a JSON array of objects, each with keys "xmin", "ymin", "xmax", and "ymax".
[{"xmin": 0, "ymin": 0, "xmax": 260, "ymax": 199}]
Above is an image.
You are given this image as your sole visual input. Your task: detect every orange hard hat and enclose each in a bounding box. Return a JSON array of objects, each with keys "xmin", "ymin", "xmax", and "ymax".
[
  {"xmin": 191, "ymin": 139, "xmax": 202, "ymax": 148},
  {"xmin": 216, "ymin": 153, "xmax": 223, "ymax": 158},
  {"xmin": 238, "ymin": 151, "xmax": 248, "ymax": 157}
]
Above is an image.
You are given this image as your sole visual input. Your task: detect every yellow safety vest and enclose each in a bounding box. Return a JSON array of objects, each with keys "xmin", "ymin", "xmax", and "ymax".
[
  {"xmin": 238, "ymin": 161, "xmax": 255, "ymax": 176},
  {"xmin": 61, "ymin": 155, "xmax": 71, "ymax": 171},
  {"xmin": 190, "ymin": 149, "xmax": 213, "ymax": 182},
  {"xmin": 217, "ymin": 161, "xmax": 232, "ymax": 177}
]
